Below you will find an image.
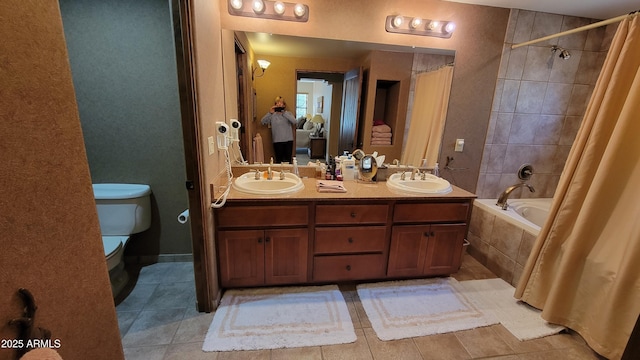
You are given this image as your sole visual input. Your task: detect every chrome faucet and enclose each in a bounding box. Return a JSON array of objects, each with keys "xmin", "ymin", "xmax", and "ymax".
[
  {"xmin": 410, "ymin": 167, "xmax": 420, "ymax": 180},
  {"xmin": 496, "ymin": 183, "xmax": 535, "ymax": 210},
  {"xmin": 252, "ymin": 169, "xmax": 260, "ymax": 180},
  {"xmin": 267, "ymin": 166, "xmax": 273, "ymax": 180}
]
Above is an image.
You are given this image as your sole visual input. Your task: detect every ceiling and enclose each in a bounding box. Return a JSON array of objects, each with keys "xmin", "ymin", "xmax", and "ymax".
[
  {"xmin": 245, "ymin": 1, "xmax": 639, "ymax": 59},
  {"xmin": 447, "ymin": 0, "xmax": 638, "ymax": 20}
]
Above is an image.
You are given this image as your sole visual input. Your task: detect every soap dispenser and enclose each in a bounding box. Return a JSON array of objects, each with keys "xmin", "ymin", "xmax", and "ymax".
[{"xmin": 292, "ymin": 157, "xmax": 299, "ymax": 176}]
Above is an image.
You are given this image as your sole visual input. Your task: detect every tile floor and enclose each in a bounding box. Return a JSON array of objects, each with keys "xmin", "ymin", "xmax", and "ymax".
[{"xmin": 117, "ymin": 255, "xmax": 605, "ymax": 360}]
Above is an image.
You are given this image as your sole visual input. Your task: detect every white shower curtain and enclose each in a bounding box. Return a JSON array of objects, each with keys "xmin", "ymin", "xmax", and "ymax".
[{"xmin": 401, "ymin": 65, "xmax": 453, "ymax": 167}]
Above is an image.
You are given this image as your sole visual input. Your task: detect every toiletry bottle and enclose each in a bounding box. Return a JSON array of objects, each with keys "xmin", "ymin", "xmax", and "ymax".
[
  {"xmin": 315, "ymin": 160, "xmax": 321, "ymax": 178},
  {"xmin": 433, "ymin": 163, "xmax": 440, "ymax": 177},
  {"xmin": 292, "ymin": 157, "xmax": 299, "ymax": 176}
]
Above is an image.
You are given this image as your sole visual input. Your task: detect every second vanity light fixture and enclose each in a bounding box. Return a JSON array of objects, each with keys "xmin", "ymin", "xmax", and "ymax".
[
  {"xmin": 385, "ymin": 15, "xmax": 456, "ymax": 38},
  {"xmin": 252, "ymin": 59, "xmax": 271, "ymax": 80},
  {"xmin": 229, "ymin": 0, "xmax": 309, "ymax": 22}
]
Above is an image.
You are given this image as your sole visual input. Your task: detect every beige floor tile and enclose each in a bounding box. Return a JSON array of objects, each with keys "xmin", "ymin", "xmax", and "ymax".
[
  {"xmin": 271, "ymin": 346, "xmax": 323, "ymax": 360},
  {"xmin": 412, "ymin": 333, "xmax": 472, "ymax": 360},
  {"xmin": 123, "ymin": 345, "xmax": 167, "ymax": 360},
  {"xmin": 321, "ymin": 328, "xmax": 373, "ymax": 360},
  {"xmin": 345, "ymin": 298, "xmax": 362, "ymax": 329},
  {"xmin": 516, "ymin": 345, "xmax": 603, "ymax": 360},
  {"xmin": 216, "ymin": 349, "xmax": 270, "ymax": 360},
  {"xmin": 363, "ymin": 327, "xmax": 423, "ymax": 360},
  {"xmin": 172, "ymin": 308, "xmax": 215, "ymax": 344},
  {"xmin": 163, "ymin": 342, "xmax": 219, "ymax": 360},
  {"xmin": 455, "ymin": 325, "xmax": 515, "ymax": 358}
]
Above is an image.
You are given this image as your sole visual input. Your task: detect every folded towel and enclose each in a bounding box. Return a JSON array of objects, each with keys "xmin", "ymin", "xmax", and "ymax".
[
  {"xmin": 371, "ymin": 140, "xmax": 392, "ymax": 145},
  {"xmin": 372, "ymin": 124, "xmax": 392, "ymax": 133},
  {"xmin": 371, "ymin": 132, "xmax": 392, "ymax": 138},
  {"xmin": 316, "ymin": 180, "xmax": 347, "ymax": 193}
]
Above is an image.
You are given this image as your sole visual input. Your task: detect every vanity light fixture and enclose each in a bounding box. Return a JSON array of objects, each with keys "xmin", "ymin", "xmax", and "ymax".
[
  {"xmin": 252, "ymin": 59, "xmax": 271, "ymax": 80},
  {"xmin": 228, "ymin": 0, "xmax": 309, "ymax": 22},
  {"xmin": 385, "ymin": 15, "xmax": 456, "ymax": 38},
  {"xmin": 273, "ymin": 1, "xmax": 286, "ymax": 15},
  {"xmin": 252, "ymin": 0, "xmax": 265, "ymax": 14}
]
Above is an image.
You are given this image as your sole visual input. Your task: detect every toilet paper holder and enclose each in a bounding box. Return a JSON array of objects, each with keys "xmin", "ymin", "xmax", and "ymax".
[{"xmin": 177, "ymin": 209, "xmax": 189, "ymax": 224}]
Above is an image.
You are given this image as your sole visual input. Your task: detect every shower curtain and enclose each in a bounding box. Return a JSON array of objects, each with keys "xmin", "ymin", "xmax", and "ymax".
[
  {"xmin": 515, "ymin": 15, "xmax": 640, "ymax": 360},
  {"xmin": 401, "ymin": 65, "xmax": 453, "ymax": 167}
]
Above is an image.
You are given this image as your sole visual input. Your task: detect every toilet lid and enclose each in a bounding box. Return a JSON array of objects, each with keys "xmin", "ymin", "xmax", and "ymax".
[{"xmin": 103, "ymin": 236, "xmax": 128, "ymax": 258}]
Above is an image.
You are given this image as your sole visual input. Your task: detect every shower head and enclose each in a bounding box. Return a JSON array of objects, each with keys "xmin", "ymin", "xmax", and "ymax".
[{"xmin": 551, "ymin": 46, "xmax": 571, "ymax": 60}]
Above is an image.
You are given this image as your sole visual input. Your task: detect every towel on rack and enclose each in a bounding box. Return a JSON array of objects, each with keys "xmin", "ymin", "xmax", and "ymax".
[
  {"xmin": 371, "ymin": 132, "xmax": 392, "ymax": 138},
  {"xmin": 316, "ymin": 180, "xmax": 347, "ymax": 193},
  {"xmin": 253, "ymin": 133, "xmax": 264, "ymax": 163}
]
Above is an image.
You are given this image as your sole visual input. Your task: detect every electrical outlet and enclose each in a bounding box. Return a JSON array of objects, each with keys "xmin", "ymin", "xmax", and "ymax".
[{"xmin": 208, "ymin": 136, "xmax": 215, "ymax": 155}]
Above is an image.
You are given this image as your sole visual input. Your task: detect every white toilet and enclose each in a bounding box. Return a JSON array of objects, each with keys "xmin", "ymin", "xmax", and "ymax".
[{"xmin": 92, "ymin": 183, "xmax": 152, "ymax": 297}]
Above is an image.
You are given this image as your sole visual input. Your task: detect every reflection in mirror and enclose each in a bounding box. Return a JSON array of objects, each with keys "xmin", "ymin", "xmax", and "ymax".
[{"xmin": 236, "ymin": 31, "xmax": 455, "ymax": 165}]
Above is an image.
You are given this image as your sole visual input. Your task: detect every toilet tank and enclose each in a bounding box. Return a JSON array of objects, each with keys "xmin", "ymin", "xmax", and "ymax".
[{"xmin": 93, "ymin": 183, "xmax": 152, "ymax": 236}]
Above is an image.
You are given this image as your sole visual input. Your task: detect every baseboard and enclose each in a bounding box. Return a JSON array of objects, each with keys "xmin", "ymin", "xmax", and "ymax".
[{"xmin": 124, "ymin": 253, "xmax": 193, "ymax": 265}]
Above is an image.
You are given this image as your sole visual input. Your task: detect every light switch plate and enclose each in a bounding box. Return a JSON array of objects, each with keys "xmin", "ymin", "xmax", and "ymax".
[
  {"xmin": 208, "ymin": 136, "xmax": 215, "ymax": 155},
  {"xmin": 455, "ymin": 138, "xmax": 464, "ymax": 152}
]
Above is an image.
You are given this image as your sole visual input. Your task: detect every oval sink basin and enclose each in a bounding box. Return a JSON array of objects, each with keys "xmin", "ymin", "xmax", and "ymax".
[
  {"xmin": 386, "ymin": 172, "xmax": 452, "ymax": 194},
  {"xmin": 233, "ymin": 171, "xmax": 304, "ymax": 195}
]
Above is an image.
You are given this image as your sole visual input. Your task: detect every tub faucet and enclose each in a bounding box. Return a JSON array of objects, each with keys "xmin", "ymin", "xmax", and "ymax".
[{"xmin": 496, "ymin": 183, "xmax": 535, "ymax": 210}]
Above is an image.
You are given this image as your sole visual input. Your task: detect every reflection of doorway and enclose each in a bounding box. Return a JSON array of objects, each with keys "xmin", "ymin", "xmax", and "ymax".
[{"xmin": 296, "ymin": 71, "xmax": 350, "ymax": 160}]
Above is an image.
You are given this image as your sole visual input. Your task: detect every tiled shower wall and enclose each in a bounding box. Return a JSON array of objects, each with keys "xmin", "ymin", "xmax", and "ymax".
[{"xmin": 476, "ymin": 10, "xmax": 617, "ymax": 199}]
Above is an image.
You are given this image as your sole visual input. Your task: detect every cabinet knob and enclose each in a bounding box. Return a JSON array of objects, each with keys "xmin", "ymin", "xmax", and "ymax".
[
  {"xmin": 350, "ymin": 212, "xmax": 356, "ymax": 218},
  {"xmin": 430, "ymin": 231, "xmax": 435, "ymax": 237},
  {"xmin": 348, "ymin": 237, "xmax": 354, "ymax": 243},
  {"xmin": 258, "ymin": 238, "xmax": 263, "ymax": 243},
  {"xmin": 346, "ymin": 265, "xmax": 351, "ymax": 271},
  {"xmin": 265, "ymin": 237, "xmax": 271, "ymax": 243},
  {"xmin": 424, "ymin": 232, "xmax": 430, "ymax": 237}
]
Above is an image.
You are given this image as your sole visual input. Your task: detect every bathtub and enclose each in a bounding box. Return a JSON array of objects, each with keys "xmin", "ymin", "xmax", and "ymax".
[
  {"xmin": 468, "ymin": 198, "xmax": 552, "ymax": 286},
  {"xmin": 473, "ymin": 198, "xmax": 552, "ymax": 236}
]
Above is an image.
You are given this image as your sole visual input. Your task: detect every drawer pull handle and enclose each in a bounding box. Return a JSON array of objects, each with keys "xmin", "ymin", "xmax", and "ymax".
[
  {"xmin": 348, "ymin": 237, "xmax": 354, "ymax": 243},
  {"xmin": 346, "ymin": 265, "xmax": 351, "ymax": 271},
  {"xmin": 350, "ymin": 212, "xmax": 356, "ymax": 218}
]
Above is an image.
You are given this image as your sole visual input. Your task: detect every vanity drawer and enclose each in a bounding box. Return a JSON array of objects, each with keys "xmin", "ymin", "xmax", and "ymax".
[
  {"xmin": 314, "ymin": 226, "xmax": 386, "ymax": 254},
  {"xmin": 393, "ymin": 202, "xmax": 470, "ymax": 223},
  {"xmin": 216, "ymin": 205, "xmax": 308, "ymax": 228},
  {"xmin": 313, "ymin": 254, "xmax": 385, "ymax": 281},
  {"xmin": 315, "ymin": 204, "xmax": 389, "ymax": 225}
]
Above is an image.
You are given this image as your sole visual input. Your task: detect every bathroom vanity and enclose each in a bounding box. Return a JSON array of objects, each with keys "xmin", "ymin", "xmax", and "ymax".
[{"xmin": 213, "ymin": 178, "xmax": 475, "ymax": 288}]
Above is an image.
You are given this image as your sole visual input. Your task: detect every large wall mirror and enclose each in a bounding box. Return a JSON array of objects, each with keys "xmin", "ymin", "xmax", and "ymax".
[{"xmin": 229, "ymin": 31, "xmax": 455, "ymax": 167}]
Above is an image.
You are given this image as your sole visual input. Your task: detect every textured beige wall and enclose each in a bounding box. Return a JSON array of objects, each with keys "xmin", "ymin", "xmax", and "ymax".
[
  {"xmin": 477, "ymin": 9, "xmax": 615, "ymax": 199},
  {"xmin": 220, "ymin": 0, "xmax": 510, "ymax": 192},
  {"xmin": 0, "ymin": 1, "xmax": 123, "ymax": 359}
]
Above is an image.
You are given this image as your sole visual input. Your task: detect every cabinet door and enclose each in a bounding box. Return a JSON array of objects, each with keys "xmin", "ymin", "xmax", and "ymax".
[
  {"xmin": 217, "ymin": 229, "xmax": 265, "ymax": 288},
  {"xmin": 423, "ymin": 224, "xmax": 466, "ymax": 275},
  {"xmin": 265, "ymin": 228, "xmax": 309, "ymax": 285},
  {"xmin": 386, "ymin": 225, "xmax": 430, "ymax": 278}
]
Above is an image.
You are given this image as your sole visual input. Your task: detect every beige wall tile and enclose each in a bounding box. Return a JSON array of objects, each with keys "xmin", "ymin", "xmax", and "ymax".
[
  {"xmin": 506, "ymin": 46, "xmax": 527, "ymax": 80},
  {"xmin": 517, "ymin": 232, "xmax": 538, "ymax": 265},
  {"xmin": 509, "ymin": 114, "xmax": 539, "ymax": 144},
  {"xmin": 490, "ymin": 218, "xmax": 524, "ymax": 259},
  {"xmin": 559, "ymin": 115, "xmax": 583, "ymax": 145},
  {"xmin": 494, "ymin": 112, "xmax": 515, "ymax": 144},
  {"xmin": 531, "ymin": 13, "xmax": 563, "ymax": 46},
  {"xmin": 558, "ymin": 16, "xmax": 590, "ymax": 50},
  {"xmin": 522, "ymin": 46, "xmax": 553, "ymax": 82},
  {"xmin": 486, "ymin": 247, "xmax": 516, "ymax": 283},
  {"xmin": 550, "ymin": 50, "xmax": 582, "ymax": 83},
  {"xmin": 516, "ymin": 81, "xmax": 548, "ymax": 113},
  {"xmin": 470, "ymin": 207, "xmax": 496, "ymax": 240},
  {"xmin": 535, "ymin": 115, "xmax": 564, "ymax": 144},
  {"xmin": 500, "ymin": 80, "xmax": 521, "ymax": 112},
  {"xmin": 513, "ymin": 10, "xmax": 536, "ymax": 44},
  {"xmin": 542, "ymin": 84, "xmax": 573, "ymax": 115}
]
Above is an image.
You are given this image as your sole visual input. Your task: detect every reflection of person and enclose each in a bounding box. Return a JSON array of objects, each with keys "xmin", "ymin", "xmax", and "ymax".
[{"xmin": 261, "ymin": 96, "xmax": 297, "ymax": 163}]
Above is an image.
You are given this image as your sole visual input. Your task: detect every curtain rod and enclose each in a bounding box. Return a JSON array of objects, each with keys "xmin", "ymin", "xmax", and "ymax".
[{"xmin": 511, "ymin": 11, "xmax": 637, "ymax": 49}]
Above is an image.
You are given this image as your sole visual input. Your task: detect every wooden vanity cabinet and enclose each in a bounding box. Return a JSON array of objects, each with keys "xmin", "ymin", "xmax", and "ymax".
[
  {"xmin": 387, "ymin": 201, "xmax": 470, "ymax": 278},
  {"xmin": 215, "ymin": 204, "xmax": 309, "ymax": 288},
  {"xmin": 312, "ymin": 203, "xmax": 390, "ymax": 282}
]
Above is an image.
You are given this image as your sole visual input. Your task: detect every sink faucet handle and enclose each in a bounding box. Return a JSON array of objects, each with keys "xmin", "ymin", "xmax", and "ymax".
[{"xmin": 279, "ymin": 170, "xmax": 289, "ymax": 180}]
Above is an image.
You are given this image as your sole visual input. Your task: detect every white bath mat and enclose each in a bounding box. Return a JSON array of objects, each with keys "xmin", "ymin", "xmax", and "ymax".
[
  {"xmin": 357, "ymin": 277, "xmax": 565, "ymax": 342},
  {"xmin": 202, "ymin": 285, "xmax": 356, "ymax": 351},
  {"xmin": 357, "ymin": 278, "xmax": 499, "ymax": 341},
  {"xmin": 458, "ymin": 278, "xmax": 565, "ymax": 341}
]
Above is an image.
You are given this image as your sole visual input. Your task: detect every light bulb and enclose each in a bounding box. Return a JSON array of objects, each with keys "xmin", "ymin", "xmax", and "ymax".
[
  {"xmin": 427, "ymin": 20, "xmax": 440, "ymax": 30},
  {"xmin": 274, "ymin": 1, "xmax": 286, "ymax": 15},
  {"xmin": 293, "ymin": 4, "xmax": 306, "ymax": 17},
  {"xmin": 229, "ymin": 0, "xmax": 243, "ymax": 10},
  {"xmin": 410, "ymin": 17, "xmax": 423, "ymax": 29},
  {"xmin": 444, "ymin": 22, "xmax": 456, "ymax": 34},
  {"xmin": 252, "ymin": 0, "xmax": 265, "ymax": 13},
  {"xmin": 392, "ymin": 15, "xmax": 404, "ymax": 28}
]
